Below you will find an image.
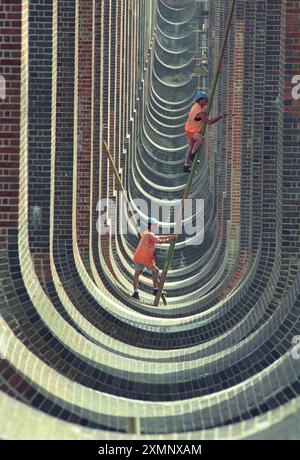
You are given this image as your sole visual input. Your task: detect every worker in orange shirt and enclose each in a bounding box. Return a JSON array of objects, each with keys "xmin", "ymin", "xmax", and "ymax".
[
  {"xmin": 132, "ymin": 217, "xmax": 176, "ymax": 301},
  {"xmin": 184, "ymin": 91, "xmax": 228, "ymax": 172}
]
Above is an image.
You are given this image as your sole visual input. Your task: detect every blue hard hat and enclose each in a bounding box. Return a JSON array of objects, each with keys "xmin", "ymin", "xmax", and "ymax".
[
  {"xmin": 148, "ymin": 217, "xmax": 158, "ymax": 226},
  {"xmin": 195, "ymin": 90, "xmax": 208, "ymax": 101}
]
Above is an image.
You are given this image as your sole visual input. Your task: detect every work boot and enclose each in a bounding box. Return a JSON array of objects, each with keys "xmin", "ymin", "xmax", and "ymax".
[{"xmin": 132, "ymin": 291, "xmax": 140, "ymax": 300}]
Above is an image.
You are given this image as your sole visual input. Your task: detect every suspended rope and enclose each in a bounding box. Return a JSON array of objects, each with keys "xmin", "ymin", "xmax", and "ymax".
[{"xmin": 154, "ymin": 0, "xmax": 237, "ymax": 306}]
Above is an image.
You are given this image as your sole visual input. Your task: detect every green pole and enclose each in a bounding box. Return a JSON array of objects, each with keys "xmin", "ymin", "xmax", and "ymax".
[
  {"xmin": 154, "ymin": 0, "xmax": 237, "ymax": 306},
  {"xmin": 103, "ymin": 140, "xmax": 141, "ymax": 239}
]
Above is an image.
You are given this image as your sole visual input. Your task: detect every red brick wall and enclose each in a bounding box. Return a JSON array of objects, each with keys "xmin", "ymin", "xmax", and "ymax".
[
  {"xmin": 230, "ymin": 22, "xmax": 244, "ymax": 234},
  {"xmin": 0, "ymin": 1, "xmax": 22, "ymax": 231},
  {"xmin": 280, "ymin": 0, "xmax": 300, "ymax": 257},
  {"xmin": 76, "ymin": 0, "xmax": 94, "ymax": 252}
]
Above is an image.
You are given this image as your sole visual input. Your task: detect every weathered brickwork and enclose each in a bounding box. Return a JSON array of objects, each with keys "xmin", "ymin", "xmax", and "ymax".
[{"xmin": 0, "ymin": 0, "xmax": 300, "ymax": 440}]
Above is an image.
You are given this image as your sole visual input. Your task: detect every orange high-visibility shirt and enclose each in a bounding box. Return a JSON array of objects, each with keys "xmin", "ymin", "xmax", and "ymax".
[
  {"xmin": 133, "ymin": 231, "xmax": 159, "ymax": 268},
  {"xmin": 185, "ymin": 103, "xmax": 206, "ymax": 134}
]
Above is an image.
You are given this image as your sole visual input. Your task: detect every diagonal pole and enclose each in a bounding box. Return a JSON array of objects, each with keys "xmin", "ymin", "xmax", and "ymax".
[
  {"xmin": 103, "ymin": 140, "xmax": 141, "ymax": 238},
  {"xmin": 154, "ymin": 0, "xmax": 237, "ymax": 306}
]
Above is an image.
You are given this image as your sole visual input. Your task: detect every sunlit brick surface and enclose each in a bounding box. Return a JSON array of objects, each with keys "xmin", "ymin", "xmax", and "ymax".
[{"xmin": 0, "ymin": 0, "xmax": 300, "ymax": 440}]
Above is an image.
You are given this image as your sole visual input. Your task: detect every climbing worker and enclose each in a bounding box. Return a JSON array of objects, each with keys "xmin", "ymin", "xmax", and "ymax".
[
  {"xmin": 183, "ymin": 90, "xmax": 228, "ymax": 172},
  {"xmin": 132, "ymin": 217, "xmax": 176, "ymax": 300}
]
